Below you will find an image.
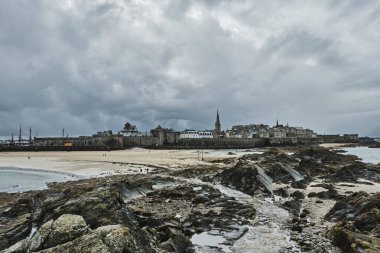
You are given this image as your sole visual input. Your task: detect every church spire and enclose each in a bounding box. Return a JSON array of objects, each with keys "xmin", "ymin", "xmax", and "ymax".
[
  {"xmin": 214, "ymin": 110, "xmax": 221, "ymax": 138},
  {"xmin": 216, "ymin": 110, "xmax": 220, "ymax": 126}
]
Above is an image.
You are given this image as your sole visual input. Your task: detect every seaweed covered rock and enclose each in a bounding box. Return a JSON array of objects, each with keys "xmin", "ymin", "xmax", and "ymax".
[
  {"xmin": 326, "ymin": 222, "xmax": 380, "ymax": 253},
  {"xmin": 327, "ymin": 162, "xmax": 380, "ymax": 183},
  {"xmin": 294, "ymin": 147, "xmax": 357, "ymax": 164},
  {"xmin": 326, "ymin": 192, "xmax": 380, "ymax": 252},
  {"xmin": 325, "ymin": 192, "xmax": 380, "ymax": 223},
  {"xmin": 219, "ymin": 161, "xmax": 261, "ymax": 195},
  {"xmin": 263, "ymin": 163, "xmax": 293, "ymax": 184}
]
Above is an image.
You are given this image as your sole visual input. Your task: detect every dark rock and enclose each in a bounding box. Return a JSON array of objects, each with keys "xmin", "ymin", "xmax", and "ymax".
[
  {"xmin": 294, "ymin": 147, "xmax": 357, "ymax": 164},
  {"xmin": 325, "ymin": 191, "xmax": 380, "ymax": 252},
  {"xmin": 300, "ymin": 209, "xmax": 310, "ymax": 218},
  {"xmin": 263, "ymin": 163, "xmax": 293, "ymax": 183},
  {"xmin": 2, "ymin": 214, "xmax": 153, "ymax": 253},
  {"xmin": 159, "ymin": 228, "xmax": 194, "ymax": 253},
  {"xmin": 325, "ymin": 191, "xmax": 380, "ymax": 222},
  {"xmin": 290, "ymin": 191, "xmax": 305, "ymax": 199},
  {"xmin": 282, "ymin": 200, "xmax": 302, "ymax": 216},
  {"xmin": 273, "ymin": 188, "xmax": 290, "ymax": 198},
  {"xmin": 192, "ymin": 195, "xmax": 208, "ymax": 204},
  {"xmin": 308, "ymin": 187, "xmax": 341, "ymax": 200},
  {"xmin": 291, "ymin": 180, "xmax": 308, "ymax": 189},
  {"xmin": 354, "ymin": 208, "xmax": 380, "ymax": 232},
  {"xmin": 219, "ymin": 161, "xmax": 261, "ymax": 195},
  {"xmin": 327, "ymin": 162, "xmax": 380, "ymax": 183},
  {"xmin": 327, "ymin": 221, "xmax": 380, "ymax": 253}
]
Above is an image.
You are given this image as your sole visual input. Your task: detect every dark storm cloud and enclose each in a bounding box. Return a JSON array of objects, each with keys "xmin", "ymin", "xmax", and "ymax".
[{"xmin": 0, "ymin": 0, "xmax": 380, "ymax": 137}]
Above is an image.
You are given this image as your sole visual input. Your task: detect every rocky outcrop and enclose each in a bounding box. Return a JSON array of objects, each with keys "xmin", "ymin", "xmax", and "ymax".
[
  {"xmin": 128, "ymin": 183, "xmax": 255, "ymax": 248},
  {"xmin": 0, "ymin": 193, "xmax": 34, "ymax": 249},
  {"xmin": 0, "ymin": 175, "xmax": 190, "ymax": 252},
  {"xmin": 326, "ymin": 222, "xmax": 380, "ymax": 253},
  {"xmin": 327, "ymin": 162, "xmax": 380, "ymax": 183},
  {"xmin": 325, "ymin": 192, "xmax": 380, "ymax": 223},
  {"xmin": 2, "ymin": 214, "xmax": 147, "ymax": 253},
  {"xmin": 308, "ymin": 184, "xmax": 341, "ymax": 200},
  {"xmin": 293, "ymin": 147, "xmax": 358, "ymax": 164},
  {"xmin": 326, "ymin": 192, "xmax": 380, "ymax": 252},
  {"xmin": 219, "ymin": 161, "xmax": 261, "ymax": 195}
]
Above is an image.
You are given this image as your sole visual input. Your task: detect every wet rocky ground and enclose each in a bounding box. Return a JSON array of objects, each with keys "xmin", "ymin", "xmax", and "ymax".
[{"xmin": 1, "ymin": 146, "xmax": 380, "ymax": 252}]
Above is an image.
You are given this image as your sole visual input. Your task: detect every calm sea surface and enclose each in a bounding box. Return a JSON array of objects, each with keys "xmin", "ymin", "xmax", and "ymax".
[
  {"xmin": 0, "ymin": 168, "xmax": 76, "ymax": 193},
  {"xmin": 341, "ymin": 146, "xmax": 380, "ymax": 164}
]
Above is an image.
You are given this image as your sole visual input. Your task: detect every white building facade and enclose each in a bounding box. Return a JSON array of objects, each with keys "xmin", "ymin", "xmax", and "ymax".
[{"xmin": 179, "ymin": 130, "xmax": 213, "ymax": 139}]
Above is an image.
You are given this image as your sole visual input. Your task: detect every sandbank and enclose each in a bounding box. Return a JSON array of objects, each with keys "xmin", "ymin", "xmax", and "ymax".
[{"xmin": 0, "ymin": 148, "xmax": 251, "ymax": 177}]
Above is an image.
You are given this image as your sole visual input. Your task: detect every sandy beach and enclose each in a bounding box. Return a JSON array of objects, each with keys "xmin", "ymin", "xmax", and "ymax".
[{"xmin": 0, "ymin": 148, "xmax": 252, "ymax": 177}]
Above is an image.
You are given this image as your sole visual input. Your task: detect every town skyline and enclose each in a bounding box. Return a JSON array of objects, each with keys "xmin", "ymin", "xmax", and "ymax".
[{"xmin": 1, "ymin": 111, "xmax": 364, "ymax": 140}]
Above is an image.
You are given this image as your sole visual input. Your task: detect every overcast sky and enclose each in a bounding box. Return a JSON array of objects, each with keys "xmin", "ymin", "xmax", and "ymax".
[{"xmin": 1, "ymin": 0, "xmax": 380, "ymax": 137}]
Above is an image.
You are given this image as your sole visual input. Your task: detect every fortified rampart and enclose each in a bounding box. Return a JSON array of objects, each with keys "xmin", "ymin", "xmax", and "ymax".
[
  {"xmin": 0, "ymin": 135, "xmax": 321, "ymax": 151},
  {"xmin": 174, "ymin": 138, "xmax": 269, "ymax": 149},
  {"xmin": 269, "ymin": 137, "xmax": 321, "ymax": 146},
  {"xmin": 317, "ymin": 134, "xmax": 359, "ymax": 143}
]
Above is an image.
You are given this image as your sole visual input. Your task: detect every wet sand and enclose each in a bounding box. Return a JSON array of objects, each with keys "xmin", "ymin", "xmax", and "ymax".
[{"xmin": 0, "ymin": 148, "xmax": 242, "ymax": 177}]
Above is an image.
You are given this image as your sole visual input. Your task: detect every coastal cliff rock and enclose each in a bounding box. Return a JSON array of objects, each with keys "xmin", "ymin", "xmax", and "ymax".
[
  {"xmin": 0, "ymin": 193, "xmax": 34, "ymax": 249},
  {"xmin": 0, "ymin": 172, "xmax": 257, "ymax": 253},
  {"xmin": 2, "ymin": 215, "xmax": 146, "ymax": 253},
  {"xmin": 326, "ymin": 192, "xmax": 380, "ymax": 252},
  {"xmin": 219, "ymin": 161, "xmax": 261, "ymax": 195},
  {"xmin": 0, "ymin": 175, "xmax": 192, "ymax": 252}
]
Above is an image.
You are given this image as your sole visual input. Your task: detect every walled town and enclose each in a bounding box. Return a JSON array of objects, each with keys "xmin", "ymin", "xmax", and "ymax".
[{"xmin": 0, "ymin": 111, "xmax": 362, "ymax": 151}]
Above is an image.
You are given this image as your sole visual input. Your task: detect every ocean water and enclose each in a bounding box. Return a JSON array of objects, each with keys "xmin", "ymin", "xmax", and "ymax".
[
  {"xmin": 341, "ymin": 147, "xmax": 380, "ymax": 164},
  {"xmin": 0, "ymin": 168, "xmax": 77, "ymax": 193}
]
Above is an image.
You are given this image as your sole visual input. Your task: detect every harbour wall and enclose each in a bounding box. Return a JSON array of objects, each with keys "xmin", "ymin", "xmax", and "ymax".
[{"xmin": 0, "ymin": 136, "xmax": 322, "ymax": 151}]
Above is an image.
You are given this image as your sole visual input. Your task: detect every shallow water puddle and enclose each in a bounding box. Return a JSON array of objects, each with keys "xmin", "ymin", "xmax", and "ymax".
[
  {"xmin": 182, "ymin": 178, "xmax": 298, "ymax": 252},
  {"xmin": 191, "ymin": 231, "xmax": 230, "ymax": 252}
]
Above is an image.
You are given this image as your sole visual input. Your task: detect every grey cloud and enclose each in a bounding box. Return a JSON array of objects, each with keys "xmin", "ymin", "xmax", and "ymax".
[{"xmin": 0, "ymin": 0, "xmax": 380, "ymax": 137}]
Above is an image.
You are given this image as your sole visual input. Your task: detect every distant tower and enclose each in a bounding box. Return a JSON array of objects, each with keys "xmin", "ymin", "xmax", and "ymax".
[
  {"xmin": 29, "ymin": 126, "xmax": 32, "ymax": 146},
  {"xmin": 19, "ymin": 125, "xmax": 22, "ymax": 145},
  {"xmin": 276, "ymin": 119, "xmax": 279, "ymax": 127},
  {"xmin": 214, "ymin": 110, "xmax": 221, "ymax": 138},
  {"xmin": 11, "ymin": 133, "xmax": 14, "ymax": 145},
  {"xmin": 62, "ymin": 128, "xmax": 65, "ymax": 138}
]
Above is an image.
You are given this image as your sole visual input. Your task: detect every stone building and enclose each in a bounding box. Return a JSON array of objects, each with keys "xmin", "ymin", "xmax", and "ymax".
[
  {"xmin": 151, "ymin": 125, "xmax": 180, "ymax": 146},
  {"xmin": 120, "ymin": 122, "xmax": 148, "ymax": 137}
]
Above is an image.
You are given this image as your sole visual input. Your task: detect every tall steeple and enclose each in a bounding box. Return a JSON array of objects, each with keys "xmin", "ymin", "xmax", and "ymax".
[
  {"xmin": 214, "ymin": 110, "xmax": 221, "ymax": 138},
  {"xmin": 29, "ymin": 126, "xmax": 32, "ymax": 145},
  {"xmin": 19, "ymin": 125, "xmax": 22, "ymax": 145}
]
